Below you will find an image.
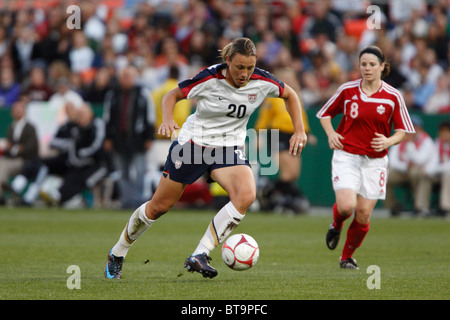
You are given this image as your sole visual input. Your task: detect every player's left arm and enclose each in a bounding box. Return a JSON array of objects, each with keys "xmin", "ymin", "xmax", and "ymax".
[
  {"xmin": 371, "ymin": 130, "xmax": 406, "ymax": 153},
  {"xmin": 280, "ymin": 83, "xmax": 307, "ymax": 156}
]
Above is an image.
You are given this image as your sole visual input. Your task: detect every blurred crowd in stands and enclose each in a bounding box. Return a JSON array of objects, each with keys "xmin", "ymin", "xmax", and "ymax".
[
  {"xmin": 0, "ymin": 0, "xmax": 448, "ymax": 112},
  {"xmin": 0, "ymin": 0, "xmax": 448, "ymax": 213}
]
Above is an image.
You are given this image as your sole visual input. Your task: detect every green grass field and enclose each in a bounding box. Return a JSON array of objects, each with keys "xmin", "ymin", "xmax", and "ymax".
[{"xmin": 0, "ymin": 207, "xmax": 448, "ymax": 301}]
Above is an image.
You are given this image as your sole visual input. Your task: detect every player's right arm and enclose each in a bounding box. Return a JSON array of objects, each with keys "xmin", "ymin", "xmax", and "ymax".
[
  {"xmin": 158, "ymin": 87, "xmax": 184, "ymax": 138},
  {"xmin": 317, "ymin": 82, "xmax": 347, "ymax": 151},
  {"xmin": 320, "ymin": 117, "xmax": 344, "ymax": 150}
]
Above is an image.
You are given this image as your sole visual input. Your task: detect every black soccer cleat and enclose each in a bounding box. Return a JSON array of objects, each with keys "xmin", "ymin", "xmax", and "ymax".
[
  {"xmin": 184, "ymin": 253, "xmax": 218, "ymax": 278},
  {"xmin": 326, "ymin": 223, "xmax": 341, "ymax": 250},
  {"xmin": 340, "ymin": 257, "xmax": 359, "ymax": 270},
  {"xmin": 105, "ymin": 250, "xmax": 124, "ymax": 279}
]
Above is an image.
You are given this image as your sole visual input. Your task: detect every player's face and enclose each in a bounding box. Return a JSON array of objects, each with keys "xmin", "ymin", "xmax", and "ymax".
[
  {"xmin": 226, "ymin": 54, "xmax": 256, "ymax": 88},
  {"xmin": 359, "ymin": 53, "xmax": 384, "ymax": 82},
  {"xmin": 439, "ymin": 127, "xmax": 450, "ymax": 142}
]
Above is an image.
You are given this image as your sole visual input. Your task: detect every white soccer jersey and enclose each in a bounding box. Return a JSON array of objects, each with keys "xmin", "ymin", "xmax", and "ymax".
[{"xmin": 177, "ymin": 63, "xmax": 284, "ymax": 147}]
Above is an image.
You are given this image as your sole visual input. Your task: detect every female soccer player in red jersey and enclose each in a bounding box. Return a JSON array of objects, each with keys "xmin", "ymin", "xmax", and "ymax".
[{"xmin": 316, "ymin": 46, "xmax": 415, "ymax": 269}]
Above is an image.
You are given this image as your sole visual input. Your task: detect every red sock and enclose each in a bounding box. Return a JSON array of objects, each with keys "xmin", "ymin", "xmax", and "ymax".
[
  {"xmin": 332, "ymin": 203, "xmax": 351, "ymax": 231},
  {"xmin": 341, "ymin": 219, "xmax": 370, "ymax": 261}
]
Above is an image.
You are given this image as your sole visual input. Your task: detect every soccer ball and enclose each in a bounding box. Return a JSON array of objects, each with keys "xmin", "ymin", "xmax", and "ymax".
[{"xmin": 221, "ymin": 233, "xmax": 259, "ymax": 271}]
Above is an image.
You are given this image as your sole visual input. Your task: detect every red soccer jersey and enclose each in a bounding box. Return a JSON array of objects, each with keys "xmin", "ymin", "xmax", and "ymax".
[{"xmin": 316, "ymin": 79, "xmax": 415, "ymax": 158}]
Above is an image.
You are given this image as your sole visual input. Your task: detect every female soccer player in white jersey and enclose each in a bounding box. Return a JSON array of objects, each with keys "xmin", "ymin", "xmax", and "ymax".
[
  {"xmin": 316, "ymin": 46, "xmax": 415, "ymax": 269},
  {"xmin": 105, "ymin": 37, "xmax": 307, "ymax": 279}
]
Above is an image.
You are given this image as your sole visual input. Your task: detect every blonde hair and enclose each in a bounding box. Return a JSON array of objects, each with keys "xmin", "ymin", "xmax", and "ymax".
[{"xmin": 220, "ymin": 37, "xmax": 257, "ymax": 62}]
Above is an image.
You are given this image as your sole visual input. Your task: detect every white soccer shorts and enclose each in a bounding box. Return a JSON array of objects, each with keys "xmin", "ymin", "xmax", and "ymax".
[{"xmin": 331, "ymin": 149, "xmax": 388, "ymax": 200}]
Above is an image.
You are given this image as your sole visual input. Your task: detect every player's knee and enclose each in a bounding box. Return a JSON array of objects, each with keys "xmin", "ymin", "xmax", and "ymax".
[
  {"xmin": 232, "ymin": 191, "xmax": 256, "ymax": 212},
  {"xmin": 355, "ymin": 207, "xmax": 372, "ymax": 224},
  {"xmin": 338, "ymin": 202, "xmax": 355, "ymax": 216},
  {"xmin": 355, "ymin": 212, "xmax": 371, "ymax": 224},
  {"xmin": 146, "ymin": 200, "xmax": 172, "ymax": 220}
]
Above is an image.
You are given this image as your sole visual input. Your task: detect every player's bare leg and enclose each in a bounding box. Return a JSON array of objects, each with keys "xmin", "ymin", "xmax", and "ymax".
[
  {"xmin": 105, "ymin": 175, "xmax": 185, "ymax": 279},
  {"xmin": 326, "ymin": 188, "xmax": 356, "ymax": 250},
  {"xmin": 185, "ymin": 165, "xmax": 256, "ymax": 278}
]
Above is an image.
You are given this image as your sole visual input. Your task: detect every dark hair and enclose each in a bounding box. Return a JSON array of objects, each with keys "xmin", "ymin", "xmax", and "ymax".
[
  {"xmin": 359, "ymin": 46, "xmax": 390, "ymax": 79},
  {"xmin": 439, "ymin": 120, "xmax": 450, "ymax": 131}
]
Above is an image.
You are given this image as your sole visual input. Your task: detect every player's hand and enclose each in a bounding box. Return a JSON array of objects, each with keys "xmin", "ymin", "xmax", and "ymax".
[
  {"xmin": 289, "ymin": 132, "xmax": 307, "ymax": 156},
  {"xmin": 158, "ymin": 120, "xmax": 180, "ymax": 138},
  {"xmin": 327, "ymin": 131, "xmax": 344, "ymax": 150},
  {"xmin": 371, "ymin": 132, "xmax": 389, "ymax": 152}
]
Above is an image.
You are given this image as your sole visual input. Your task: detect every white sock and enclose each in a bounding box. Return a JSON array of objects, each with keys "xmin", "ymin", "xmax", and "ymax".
[
  {"xmin": 193, "ymin": 201, "xmax": 245, "ymax": 256},
  {"xmin": 111, "ymin": 202, "xmax": 155, "ymax": 258}
]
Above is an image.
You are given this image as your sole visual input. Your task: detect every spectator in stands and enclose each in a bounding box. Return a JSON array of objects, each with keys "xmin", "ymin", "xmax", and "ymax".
[
  {"xmin": 31, "ymin": 6, "xmax": 70, "ymax": 68},
  {"xmin": 272, "ymin": 13, "xmax": 301, "ymax": 60},
  {"xmin": 389, "ymin": 0, "xmax": 427, "ymax": 24},
  {"xmin": 412, "ymin": 60, "xmax": 437, "ymax": 110},
  {"xmin": 307, "ymin": 48, "xmax": 341, "ymax": 104},
  {"xmin": 154, "ymin": 37, "xmax": 190, "ymax": 86},
  {"xmin": 381, "ymin": 41, "xmax": 408, "ymax": 90},
  {"xmin": 0, "ymin": 66, "xmax": 21, "ymax": 108},
  {"xmin": 426, "ymin": 7, "xmax": 448, "ymax": 66},
  {"xmin": 299, "ymin": 71, "xmax": 322, "ymax": 108},
  {"xmin": 222, "ymin": 13, "xmax": 245, "ymax": 40},
  {"xmin": 425, "ymin": 121, "xmax": 450, "ymax": 217},
  {"xmin": 0, "ymin": 99, "xmax": 39, "ymax": 205},
  {"xmin": 68, "ymin": 71, "xmax": 85, "ymax": 96},
  {"xmin": 6, "ymin": 101, "xmax": 80, "ymax": 205},
  {"xmin": 68, "ymin": 30, "xmax": 95, "ymax": 74},
  {"xmin": 422, "ymin": 48, "xmax": 445, "ymax": 84},
  {"xmin": 402, "ymin": 83, "xmax": 422, "ymax": 110},
  {"xmin": 301, "ymin": 0, "xmax": 343, "ymax": 43},
  {"xmin": 186, "ymin": 30, "xmax": 218, "ymax": 68},
  {"xmin": 246, "ymin": 10, "xmax": 271, "ymax": 45},
  {"xmin": 47, "ymin": 60, "xmax": 71, "ymax": 89},
  {"xmin": 10, "ymin": 25, "xmax": 37, "ymax": 81},
  {"xmin": 334, "ymin": 33, "xmax": 358, "ymax": 74},
  {"xmin": 7, "ymin": 103, "xmax": 106, "ymax": 207},
  {"xmin": 423, "ymin": 74, "xmax": 450, "ymax": 114},
  {"xmin": 83, "ymin": 67, "xmax": 112, "ymax": 104},
  {"xmin": 384, "ymin": 115, "xmax": 435, "ymax": 216},
  {"xmin": 103, "ymin": 65, "xmax": 156, "ymax": 209},
  {"xmin": 80, "ymin": 0, "xmax": 107, "ymax": 46},
  {"xmin": 39, "ymin": 103, "xmax": 108, "ymax": 207},
  {"xmin": 48, "ymin": 76, "xmax": 84, "ymax": 124},
  {"xmin": 22, "ymin": 65, "xmax": 54, "ymax": 102},
  {"xmin": 0, "ymin": 0, "xmax": 448, "ymax": 212}
]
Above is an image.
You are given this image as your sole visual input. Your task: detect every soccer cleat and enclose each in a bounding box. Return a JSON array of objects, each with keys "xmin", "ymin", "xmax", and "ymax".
[
  {"xmin": 105, "ymin": 250, "xmax": 124, "ymax": 279},
  {"xmin": 340, "ymin": 257, "xmax": 359, "ymax": 270},
  {"xmin": 184, "ymin": 253, "xmax": 218, "ymax": 278},
  {"xmin": 326, "ymin": 223, "xmax": 341, "ymax": 250}
]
